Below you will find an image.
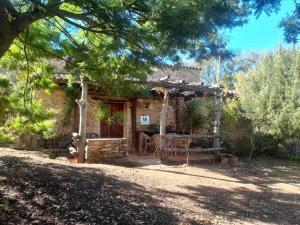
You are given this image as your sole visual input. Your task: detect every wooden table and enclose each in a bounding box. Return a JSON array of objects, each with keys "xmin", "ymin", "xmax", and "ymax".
[
  {"xmin": 160, "ymin": 134, "xmax": 223, "ymax": 164},
  {"xmin": 160, "ymin": 134, "xmax": 192, "ymax": 164}
]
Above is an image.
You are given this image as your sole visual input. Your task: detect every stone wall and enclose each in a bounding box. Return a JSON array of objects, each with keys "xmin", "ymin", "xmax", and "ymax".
[
  {"xmin": 18, "ymin": 88, "xmax": 77, "ymax": 149},
  {"xmin": 39, "ymin": 88, "xmax": 76, "ymax": 137},
  {"xmin": 135, "ymin": 96, "xmax": 215, "ymax": 134},
  {"xmin": 86, "ymin": 98, "xmax": 100, "ymax": 135},
  {"xmin": 186, "ymin": 96, "xmax": 215, "ymax": 135},
  {"xmin": 169, "ymin": 97, "xmax": 186, "ymax": 132},
  {"xmin": 39, "ymin": 89, "xmax": 215, "ymax": 139},
  {"xmin": 86, "ymin": 99, "xmax": 132, "ymax": 139},
  {"xmin": 36, "ymin": 89, "xmax": 216, "ymax": 152},
  {"xmin": 40, "ymin": 90, "xmax": 132, "ymax": 137},
  {"xmin": 136, "ymin": 98, "xmax": 176, "ymax": 131},
  {"xmin": 36, "ymin": 89, "xmax": 133, "ymax": 150},
  {"xmin": 85, "ymin": 138, "xmax": 128, "ymax": 163}
]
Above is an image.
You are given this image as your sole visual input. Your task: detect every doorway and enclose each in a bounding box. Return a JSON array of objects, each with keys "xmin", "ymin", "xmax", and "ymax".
[{"xmin": 100, "ymin": 103, "xmax": 124, "ymax": 138}]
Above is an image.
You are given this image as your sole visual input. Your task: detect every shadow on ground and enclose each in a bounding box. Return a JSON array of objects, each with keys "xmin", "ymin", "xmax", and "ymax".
[
  {"xmin": 1, "ymin": 152, "xmax": 299, "ymax": 225},
  {"xmin": 151, "ymin": 159, "xmax": 300, "ymax": 225},
  {"xmin": 0, "ymin": 156, "xmax": 177, "ymax": 225},
  {"xmin": 156, "ymin": 184, "xmax": 299, "ymax": 224}
]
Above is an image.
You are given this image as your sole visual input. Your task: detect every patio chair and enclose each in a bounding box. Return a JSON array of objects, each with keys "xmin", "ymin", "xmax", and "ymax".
[
  {"xmin": 143, "ymin": 133, "xmax": 155, "ymax": 153},
  {"xmin": 152, "ymin": 134, "xmax": 162, "ymax": 157},
  {"xmin": 152, "ymin": 134, "xmax": 175, "ymax": 158},
  {"xmin": 161, "ymin": 135, "xmax": 192, "ymax": 164}
]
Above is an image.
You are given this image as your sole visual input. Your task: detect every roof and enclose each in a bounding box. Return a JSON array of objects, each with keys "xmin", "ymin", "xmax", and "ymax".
[
  {"xmin": 148, "ymin": 65, "xmax": 203, "ymax": 84},
  {"xmin": 146, "ymin": 65, "xmax": 221, "ymax": 95},
  {"xmin": 54, "ymin": 63, "xmax": 204, "ymax": 83},
  {"xmin": 1, "ymin": 61, "xmax": 222, "ymax": 95},
  {"xmin": 47, "ymin": 61, "xmax": 222, "ymax": 95}
]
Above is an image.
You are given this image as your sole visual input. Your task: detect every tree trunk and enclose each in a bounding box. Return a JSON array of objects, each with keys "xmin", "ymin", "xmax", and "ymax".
[
  {"xmin": 0, "ymin": 6, "xmax": 18, "ymax": 58},
  {"xmin": 77, "ymin": 77, "xmax": 88, "ymax": 163},
  {"xmin": 0, "ymin": 4, "xmax": 47, "ymax": 59},
  {"xmin": 0, "ymin": 29, "xmax": 17, "ymax": 58},
  {"xmin": 213, "ymin": 91, "xmax": 223, "ymax": 148},
  {"xmin": 159, "ymin": 89, "xmax": 169, "ymax": 160},
  {"xmin": 249, "ymin": 131, "xmax": 255, "ymax": 161}
]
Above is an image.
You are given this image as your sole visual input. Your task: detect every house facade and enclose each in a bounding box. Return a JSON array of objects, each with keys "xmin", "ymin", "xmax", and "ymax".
[{"xmin": 35, "ymin": 66, "xmax": 222, "ymax": 162}]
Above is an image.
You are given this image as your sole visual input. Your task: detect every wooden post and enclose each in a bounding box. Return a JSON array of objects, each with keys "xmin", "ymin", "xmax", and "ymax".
[
  {"xmin": 138, "ymin": 131, "xmax": 144, "ymax": 152},
  {"xmin": 213, "ymin": 91, "xmax": 223, "ymax": 148},
  {"xmin": 159, "ymin": 89, "xmax": 169, "ymax": 160},
  {"xmin": 131, "ymin": 99, "xmax": 137, "ymax": 151},
  {"xmin": 175, "ymin": 98, "xmax": 180, "ymax": 132},
  {"xmin": 160, "ymin": 89, "xmax": 169, "ymax": 135},
  {"xmin": 77, "ymin": 77, "xmax": 88, "ymax": 163}
]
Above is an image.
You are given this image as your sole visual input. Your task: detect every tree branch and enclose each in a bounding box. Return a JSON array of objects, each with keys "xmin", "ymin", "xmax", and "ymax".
[
  {"xmin": 0, "ymin": 0, "xmax": 20, "ymax": 17},
  {"xmin": 0, "ymin": 5, "xmax": 19, "ymax": 57}
]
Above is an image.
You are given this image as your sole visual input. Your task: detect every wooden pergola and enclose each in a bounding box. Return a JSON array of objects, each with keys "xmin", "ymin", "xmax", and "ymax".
[
  {"xmin": 146, "ymin": 79, "xmax": 223, "ymax": 149},
  {"xmin": 75, "ymin": 77, "xmax": 223, "ymax": 163}
]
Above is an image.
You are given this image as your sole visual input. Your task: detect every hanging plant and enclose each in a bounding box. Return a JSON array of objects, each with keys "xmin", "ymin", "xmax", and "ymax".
[
  {"xmin": 113, "ymin": 111, "xmax": 124, "ymax": 125},
  {"xmin": 94, "ymin": 102, "xmax": 124, "ymax": 125}
]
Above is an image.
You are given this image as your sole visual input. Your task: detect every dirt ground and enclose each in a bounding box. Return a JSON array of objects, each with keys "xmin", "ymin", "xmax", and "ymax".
[{"xmin": 0, "ymin": 148, "xmax": 299, "ymax": 225}]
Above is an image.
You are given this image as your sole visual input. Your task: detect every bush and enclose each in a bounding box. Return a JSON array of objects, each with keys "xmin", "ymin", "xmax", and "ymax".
[
  {"xmin": 223, "ymin": 138, "xmax": 252, "ymax": 156},
  {"xmin": 223, "ymin": 133, "xmax": 280, "ymax": 158},
  {"xmin": 254, "ymin": 133, "xmax": 279, "ymax": 157},
  {"xmin": 0, "ymin": 127, "xmax": 15, "ymax": 145},
  {"xmin": 183, "ymin": 99, "xmax": 206, "ymax": 134}
]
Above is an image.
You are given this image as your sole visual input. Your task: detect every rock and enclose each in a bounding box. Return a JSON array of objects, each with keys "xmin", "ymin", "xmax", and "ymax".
[{"xmin": 221, "ymin": 153, "xmax": 238, "ymax": 167}]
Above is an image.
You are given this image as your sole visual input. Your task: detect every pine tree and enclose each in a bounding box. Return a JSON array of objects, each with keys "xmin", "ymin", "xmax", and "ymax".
[{"xmin": 238, "ymin": 48, "xmax": 300, "ymax": 158}]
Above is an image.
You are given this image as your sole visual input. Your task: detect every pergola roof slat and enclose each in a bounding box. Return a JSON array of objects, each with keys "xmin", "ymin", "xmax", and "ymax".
[{"xmin": 146, "ymin": 80, "xmax": 222, "ymax": 95}]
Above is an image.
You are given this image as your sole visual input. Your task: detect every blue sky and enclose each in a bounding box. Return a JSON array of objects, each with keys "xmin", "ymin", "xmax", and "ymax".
[{"xmin": 227, "ymin": 0, "xmax": 295, "ymax": 52}]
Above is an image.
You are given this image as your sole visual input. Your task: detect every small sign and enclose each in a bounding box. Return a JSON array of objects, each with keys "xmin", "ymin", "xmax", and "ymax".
[{"xmin": 140, "ymin": 116, "xmax": 150, "ymax": 125}]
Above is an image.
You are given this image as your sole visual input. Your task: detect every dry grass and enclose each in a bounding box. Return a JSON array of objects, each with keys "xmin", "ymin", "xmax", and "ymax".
[{"xmin": 0, "ymin": 148, "xmax": 299, "ymax": 225}]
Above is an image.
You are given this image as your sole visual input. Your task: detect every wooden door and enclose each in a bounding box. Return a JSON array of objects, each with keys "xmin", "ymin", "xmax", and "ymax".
[{"xmin": 100, "ymin": 103, "xmax": 124, "ymax": 138}]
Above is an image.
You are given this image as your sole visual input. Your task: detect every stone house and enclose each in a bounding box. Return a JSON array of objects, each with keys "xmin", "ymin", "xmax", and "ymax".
[{"xmin": 37, "ymin": 66, "xmax": 222, "ymax": 162}]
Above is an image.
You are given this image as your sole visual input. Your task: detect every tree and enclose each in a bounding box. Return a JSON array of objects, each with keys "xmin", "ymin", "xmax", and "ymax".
[
  {"xmin": 0, "ymin": 67, "xmax": 57, "ymax": 145},
  {"xmin": 279, "ymin": 2, "xmax": 300, "ymax": 44},
  {"xmin": 0, "ymin": 76, "xmax": 11, "ymax": 121},
  {"xmin": 0, "ymin": 0, "xmax": 248, "ymax": 162},
  {"xmin": 200, "ymin": 52, "xmax": 260, "ymax": 87},
  {"xmin": 0, "ymin": 0, "xmax": 254, "ymax": 60},
  {"xmin": 0, "ymin": 0, "xmax": 287, "ymax": 162},
  {"xmin": 238, "ymin": 48, "xmax": 300, "ymax": 159},
  {"xmin": 0, "ymin": 0, "xmax": 295, "ymax": 59}
]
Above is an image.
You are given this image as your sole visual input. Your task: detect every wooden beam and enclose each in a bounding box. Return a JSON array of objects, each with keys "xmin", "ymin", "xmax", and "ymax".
[
  {"xmin": 160, "ymin": 89, "xmax": 169, "ymax": 135},
  {"xmin": 131, "ymin": 99, "xmax": 137, "ymax": 151},
  {"xmin": 175, "ymin": 98, "xmax": 180, "ymax": 132},
  {"xmin": 213, "ymin": 91, "xmax": 223, "ymax": 148},
  {"xmin": 188, "ymin": 147, "xmax": 225, "ymax": 152},
  {"xmin": 166, "ymin": 134, "xmax": 222, "ymax": 138},
  {"xmin": 159, "ymin": 89, "xmax": 169, "ymax": 160},
  {"xmin": 56, "ymin": 76, "xmax": 222, "ymax": 96},
  {"xmin": 146, "ymin": 80, "xmax": 222, "ymax": 95}
]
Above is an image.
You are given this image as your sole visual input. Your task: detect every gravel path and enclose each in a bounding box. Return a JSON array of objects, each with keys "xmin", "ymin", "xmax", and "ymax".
[{"xmin": 0, "ymin": 148, "xmax": 299, "ymax": 225}]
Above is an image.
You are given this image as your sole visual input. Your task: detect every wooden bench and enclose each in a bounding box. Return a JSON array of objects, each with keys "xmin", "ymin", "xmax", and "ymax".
[{"xmin": 158, "ymin": 134, "xmax": 224, "ymax": 164}]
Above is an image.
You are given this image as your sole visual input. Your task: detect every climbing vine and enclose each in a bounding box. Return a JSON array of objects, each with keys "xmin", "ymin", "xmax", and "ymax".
[{"xmin": 94, "ymin": 102, "xmax": 124, "ymax": 125}]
